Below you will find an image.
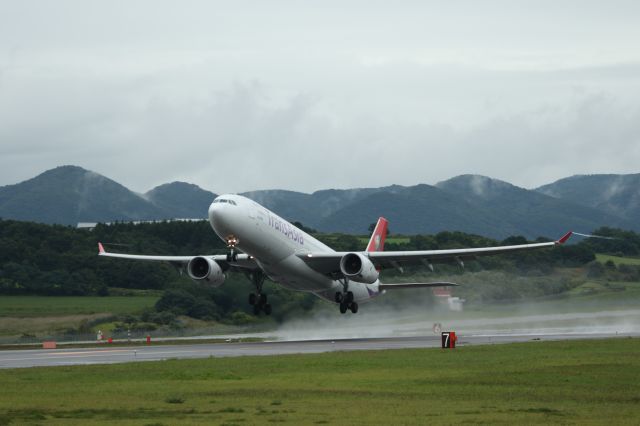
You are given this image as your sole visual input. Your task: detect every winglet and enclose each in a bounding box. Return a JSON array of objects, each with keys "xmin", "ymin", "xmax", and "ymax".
[
  {"xmin": 98, "ymin": 242, "xmax": 106, "ymax": 254},
  {"xmin": 556, "ymin": 231, "xmax": 573, "ymax": 245}
]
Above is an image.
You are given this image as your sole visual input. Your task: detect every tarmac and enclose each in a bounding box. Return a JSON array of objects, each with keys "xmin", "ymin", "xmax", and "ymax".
[{"xmin": 1, "ymin": 332, "xmax": 636, "ymax": 369}]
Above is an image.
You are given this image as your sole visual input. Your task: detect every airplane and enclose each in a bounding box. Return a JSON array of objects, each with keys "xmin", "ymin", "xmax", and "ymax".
[{"xmin": 98, "ymin": 194, "xmax": 573, "ymax": 315}]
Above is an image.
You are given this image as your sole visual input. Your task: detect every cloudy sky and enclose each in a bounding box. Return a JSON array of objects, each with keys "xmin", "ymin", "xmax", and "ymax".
[{"xmin": 1, "ymin": 1, "xmax": 639, "ymax": 193}]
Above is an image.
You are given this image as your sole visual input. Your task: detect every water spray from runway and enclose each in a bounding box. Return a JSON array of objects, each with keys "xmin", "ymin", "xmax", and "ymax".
[{"xmin": 267, "ymin": 299, "xmax": 640, "ymax": 342}]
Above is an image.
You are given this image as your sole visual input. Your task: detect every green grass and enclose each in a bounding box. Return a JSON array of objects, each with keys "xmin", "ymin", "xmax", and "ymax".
[
  {"xmin": 596, "ymin": 254, "xmax": 640, "ymax": 266},
  {"xmin": 564, "ymin": 279, "xmax": 640, "ymax": 301},
  {"xmin": 0, "ymin": 338, "xmax": 638, "ymax": 425},
  {"xmin": 0, "ymin": 296, "xmax": 159, "ymax": 317},
  {"xmin": 0, "ymin": 296, "xmax": 161, "ymax": 337}
]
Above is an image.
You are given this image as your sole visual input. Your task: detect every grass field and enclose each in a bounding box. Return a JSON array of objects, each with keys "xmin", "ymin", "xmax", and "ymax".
[
  {"xmin": 0, "ymin": 296, "xmax": 160, "ymax": 338},
  {"xmin": 0, "ymin": 296, "xmax": 159, "ymax": 318},
  {"xmin": 596, "ymin": 254, "xmax": 640, "ymax": 266},
  {"xmin": 0, "ymin": 338, "xmax": 638, "ymax": 425},
  {"xmin": 565, "ymin": 279, "xmax": 640, "ymax": 298}
]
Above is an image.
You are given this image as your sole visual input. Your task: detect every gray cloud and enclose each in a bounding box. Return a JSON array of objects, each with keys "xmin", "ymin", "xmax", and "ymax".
[{"xmin": 1, "ymin": 1, "xmax": 639, "ymax": 193}]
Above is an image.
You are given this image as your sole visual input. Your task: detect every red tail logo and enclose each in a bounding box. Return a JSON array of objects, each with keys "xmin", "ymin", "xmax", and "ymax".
[{"xmin": 366, "ymin": 217, "xmax": 388, "ymax": 252}]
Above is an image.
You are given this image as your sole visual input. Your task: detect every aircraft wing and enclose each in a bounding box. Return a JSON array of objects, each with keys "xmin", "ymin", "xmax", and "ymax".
[
  {"xmin": 97, "ymin": 243, "xmax": 259, "ymax": 270},
  {"xmin": 298, "ymin": 231, "xmax": 573, "ymax": 276}
]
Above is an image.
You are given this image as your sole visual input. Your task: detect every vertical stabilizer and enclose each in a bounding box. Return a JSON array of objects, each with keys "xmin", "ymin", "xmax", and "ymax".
[{"xmin": 366, "ymin": 217, "xmax": 388, "ymax": 252}]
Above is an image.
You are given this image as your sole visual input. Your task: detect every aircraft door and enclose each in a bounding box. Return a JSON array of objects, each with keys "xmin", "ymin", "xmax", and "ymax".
[{"xmin": 256, "ymin": 210, "xmax": 267, "ymax": 225}]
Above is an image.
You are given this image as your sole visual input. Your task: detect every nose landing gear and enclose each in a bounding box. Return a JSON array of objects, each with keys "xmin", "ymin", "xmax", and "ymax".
[{"xmin": 225, "ymin": 236, "xmax": 239, "ymax": 262}]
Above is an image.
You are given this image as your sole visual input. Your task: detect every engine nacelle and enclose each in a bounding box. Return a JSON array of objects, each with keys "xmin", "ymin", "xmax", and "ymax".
[
  {"xmin": 186, "ymin": 256, "xmax": 225, "ymax": 287},
  {"xmin": 340, "ymin": 252, "xmax": 379, "ymax": 284}
]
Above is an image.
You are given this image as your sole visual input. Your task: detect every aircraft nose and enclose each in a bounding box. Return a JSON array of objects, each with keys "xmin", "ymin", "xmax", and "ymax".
[
  {"xmin": 208, "ymin": 199, "xmax": 234, "ymax": 237},
  {"xmin": 208, "ymin": 201, "xmax": 223, "ymax": 228}
]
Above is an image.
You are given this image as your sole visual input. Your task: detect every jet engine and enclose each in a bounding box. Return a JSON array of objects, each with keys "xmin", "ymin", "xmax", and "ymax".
[
  {"xmin": 339, "ymin": 253, "xmax": 379, "ymax": 284},
  {"xmin": 187, "ymin": 256, "xmax": 225, "ymax": 287}
]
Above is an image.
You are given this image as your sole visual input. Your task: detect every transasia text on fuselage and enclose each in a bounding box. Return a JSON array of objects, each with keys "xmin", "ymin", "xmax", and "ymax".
[{"xmin": 268, "ymin": 213, "xmax": 304, "ymax": 246}]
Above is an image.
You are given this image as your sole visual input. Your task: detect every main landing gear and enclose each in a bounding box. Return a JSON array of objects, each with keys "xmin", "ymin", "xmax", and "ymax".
[
  {"xmin": 248, "ymin": 271, "xmax": 271, "ymax": 315},
  {"xmin": 225, "ymin": 235, "xmax": 239, "ymax": 262},
  {"xmin": 249, "ymin": 293, "xmax": 271, "ymax": 315},
  {"xmin": 335, "ymin": 291, "xmax": 359, "ymax": 314}
]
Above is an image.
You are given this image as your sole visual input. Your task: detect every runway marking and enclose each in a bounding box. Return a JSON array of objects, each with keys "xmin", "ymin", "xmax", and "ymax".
[
  {"xmin": 48, "ymin": 349, "xmax": 132, "ymax": 356},
  {"xmin": 0, "ymin": 346, "xmax": 241, "ymax": 364},
  {"xmin": 1, "ymin": 351, "xmax": 138, "ymax": 363}
]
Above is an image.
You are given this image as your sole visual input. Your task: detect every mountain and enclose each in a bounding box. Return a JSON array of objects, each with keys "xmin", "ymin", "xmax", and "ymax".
[
  {"xmin": 315, "ymin": 184, "xmax": 507, "ymax": 235},
  {"xmin": 536, "ymin": 174, "xmax": 640, "ymax": 222},
  {"xmin": 435, "ymin": 175, "xmax": 636, "ymax": 239},
  {"xmin": 0, "ymin": 166, "xmax": 165, "ymax": 225},
  {"xmin": 1, "ymin": 166, "xmax": 638, "ymax": 238},
  {"xmin": 145, "ymin": 182, "xmax": 216, "ymax": 219},
  {"xmin": 0, "ymin": 167, "xmax": 216, "ymax": 225},
  {"xmin": 244, "ymin": 176, "xmax": 635, "ymax": 238},
  {"xmin": 240, "ymin": 187, "xmax": 386, "ymax": 229}
]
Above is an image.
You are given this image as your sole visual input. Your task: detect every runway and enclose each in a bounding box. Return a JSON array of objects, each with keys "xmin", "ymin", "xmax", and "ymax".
[{"xmin": 0, "ymin": 332, "xmax": 636, "ymax": 369}]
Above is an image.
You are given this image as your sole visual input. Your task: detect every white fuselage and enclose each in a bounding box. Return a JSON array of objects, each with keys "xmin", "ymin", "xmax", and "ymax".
[{"xmin": 208, "ymin": 194, "xmax": 380, "ymax": 303}]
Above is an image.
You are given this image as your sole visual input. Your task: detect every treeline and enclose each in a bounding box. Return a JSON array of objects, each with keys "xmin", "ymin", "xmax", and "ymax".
[
  {"xmin": 2, "ymin": 219, "xmax": 640, "ymax": 297},
  {"xmin": 577, "ymin": 227, "xmax": 640, "ymax": 256},
  {"xmin": 0, "ymin": 220, "xmax": 224, "ymax": 296},
  {"xmin": 2, "ymin": 219, "xmax": 640, "ymax": 322}
]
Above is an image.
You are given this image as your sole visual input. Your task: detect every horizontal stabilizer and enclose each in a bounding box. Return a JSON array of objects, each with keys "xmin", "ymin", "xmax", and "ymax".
[{"xmin": 379, "ymin": 282, "xmax": 458, "ymax": 290}]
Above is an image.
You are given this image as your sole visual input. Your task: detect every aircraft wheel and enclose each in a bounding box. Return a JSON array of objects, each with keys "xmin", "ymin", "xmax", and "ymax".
[
  {"xmin": 350, "ymin": 302, "xmax": 359, "ymax": 314},
  {"xmin": 249, "ymin": 293, "xmax": 257, "ymax": 305},
  {"xmin": 259, "ymin": 293, "xmax": 267, "ymax": 306},
  {"xmin": 335, "ymin": 292, "xmax": 343, "ymax": 303},
  {"xmin": 339, "ymin": 303, "xmax": 348, "ymax": 314},
  {"xmin": 345, "ymin": 291, "xmax": 354, "ymax": 304},
  {"xmin": 263, "ymin": 304, "xmax": 272, "ymax": 315}
]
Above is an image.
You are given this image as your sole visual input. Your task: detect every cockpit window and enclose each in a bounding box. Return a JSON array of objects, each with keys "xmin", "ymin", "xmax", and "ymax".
[{"xmin": 213, "ymin": 198, "xmax": 237, "ymax": 206}]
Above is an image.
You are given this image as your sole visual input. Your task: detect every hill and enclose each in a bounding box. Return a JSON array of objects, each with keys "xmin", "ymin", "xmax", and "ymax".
[
  {"xmin": 145, "ymin": 182, "xmax": 216, "ymax": 219},
  {"xmin": 314, "ymin": 184, "xmax": 506, "ymax": 235},
  {"xmin": 0, "ymin": 167, "xmax": 217, "ymax": 226},
  {"xmin": 435, "ymin": 175, "xmax": 635, "ymax": 238},
  {"xmin": 241, "ymin": 187, "xmax": 388, "ymax": 230},
  {"xmin": 1, "ymin": 166, "xmax": 639, "ymax": 238},
  {"xmin": 536, "ymin": 174, "xmax": 640, "ymax": 221},
  {"xmin": 0, "ymin": 166, "xmax": 164, "ymax": 225},
  {"xmin": 243, "ymin": 176, "xmax": 637, "ymax": 238}
]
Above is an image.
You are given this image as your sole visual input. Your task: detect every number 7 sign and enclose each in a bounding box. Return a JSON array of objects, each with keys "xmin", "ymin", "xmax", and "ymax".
[{"xmin": 441, "ymin": 331, "xmax": 457, "ymax": 348}]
